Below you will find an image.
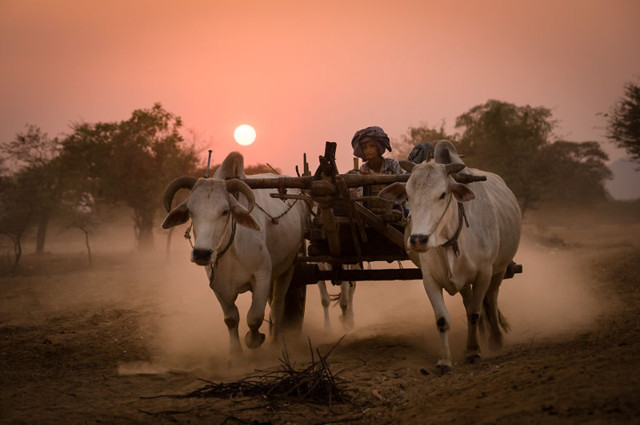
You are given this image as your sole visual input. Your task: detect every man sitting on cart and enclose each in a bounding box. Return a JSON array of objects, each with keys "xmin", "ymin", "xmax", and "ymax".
[
  {"xmin": 352, "ymin": 126, "xmax": 404, "ymax": 175},
  {"xmin": 350, "ymin": 126, "xmax": 408, "ymax": 217}
]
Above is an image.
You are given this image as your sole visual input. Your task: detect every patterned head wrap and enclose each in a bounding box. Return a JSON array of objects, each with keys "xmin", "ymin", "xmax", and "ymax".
[{"xmin": 351, "ymin": 126, "xmax": 392, "ymax": 160}]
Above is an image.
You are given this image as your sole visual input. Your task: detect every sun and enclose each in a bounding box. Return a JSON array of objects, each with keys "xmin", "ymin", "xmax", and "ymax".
[{"xmin": 233, "ymin": 124, "xmax": 256, "ymax": 146}]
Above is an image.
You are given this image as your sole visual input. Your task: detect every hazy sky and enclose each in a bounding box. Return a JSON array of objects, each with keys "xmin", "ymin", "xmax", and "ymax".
[{"xmin": 1, "ymin": 0, "xmax": 639, "ymax": 174}]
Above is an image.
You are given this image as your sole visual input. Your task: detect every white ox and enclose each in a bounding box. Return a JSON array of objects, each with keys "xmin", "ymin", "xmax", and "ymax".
[
  {"xmin": 379, "ymin": 141, "xmax": 521, "ymax": 373},
  {"xmin": 161, "ymin": 152, "xmax": 309, "ymax": 357}
]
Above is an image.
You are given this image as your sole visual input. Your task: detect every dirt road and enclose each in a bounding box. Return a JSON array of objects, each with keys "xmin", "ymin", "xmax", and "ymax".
[{"xmin": 1, "ymin": 223, "xmax": 638, "ymax": 424}]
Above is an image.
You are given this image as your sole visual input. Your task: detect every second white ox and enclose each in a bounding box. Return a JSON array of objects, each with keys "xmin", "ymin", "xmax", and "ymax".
[
  {"xmin": 161, "ymin": 152, "xmax": 309, "ymax": 357},
  {"xmin": 379, "ymin": 141, "xmax": 521, "ymax": 373}
]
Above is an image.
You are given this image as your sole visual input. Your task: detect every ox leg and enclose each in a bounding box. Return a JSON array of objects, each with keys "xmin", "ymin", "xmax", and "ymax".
[
  {"xmin": 245, "ymin": 270, "xmax": 270, "ymax": 350},
  {"xmin": 461, "ymin": 270, "xmax": 491, "ymax": 364},
  {"xmin": 339, "ymin": 281, "xmax": 356, "ymax": 331},
  {"xmin": 485, "ymin": 272, "xmax": 510, "ymax": 351},
  {"xmin": 318, "ymin": 280, "xmax": 332, "ymax": 332},
  {"xmin": 460, "ymin": 284, "xmax": 481, "ymax": 364},
  {"xmin": 422, "ymin": 277, "xmax": 452, "ymax": 374},
  {"xmin": 212, "ymin": 292, "xmax": 242, "ymax": 358},
  {"xmin": 269, "ymin": 265, "xmax": 296, "ymax": 342}
]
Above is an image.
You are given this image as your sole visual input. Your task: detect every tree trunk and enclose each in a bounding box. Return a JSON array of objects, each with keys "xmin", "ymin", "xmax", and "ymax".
[
  {"xmin": 134, "ymin": 208, "xmax": 155, "ymax": 250},
  {"xmin": 83, "ymin": 228, "xmax": 92, "ymax": 266},
  {"xmin": 35, "ymin": 211, "xmax": 50, "ymax": 255},
  {"xmin": 12, "ymin": 237, "xmax": 22, "ymax": 272}
]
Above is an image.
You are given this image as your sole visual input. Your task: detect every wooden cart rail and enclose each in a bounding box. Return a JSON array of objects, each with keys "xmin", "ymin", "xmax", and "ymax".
[{"xmin": 237, "ymin": 173, "xmax": 409, "ymax": 190}]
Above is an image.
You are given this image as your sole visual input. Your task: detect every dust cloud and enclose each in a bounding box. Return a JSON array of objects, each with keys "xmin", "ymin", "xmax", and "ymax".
[
  {"xmin": 134, "ymin": 222, "xmax": 606, "ymax": 375},
  {"xmin": 0, "ymin": 212, "xmax": 616, "ymax": 377}
]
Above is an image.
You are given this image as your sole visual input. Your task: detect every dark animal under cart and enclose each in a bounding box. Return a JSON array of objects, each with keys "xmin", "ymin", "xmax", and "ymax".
[{"xmin": 238, "ymin": 142, "xmax": 522, "ymax": 330}]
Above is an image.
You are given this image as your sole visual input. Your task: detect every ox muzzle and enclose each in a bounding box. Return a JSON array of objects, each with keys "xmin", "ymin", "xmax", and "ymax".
[
  {"xmin": 409, "ymin": 234, "xmax": 429, "ymax": 252},
  {"xmin": 191, "ymin": 248, "xmax": 214, "ymax": 266}
]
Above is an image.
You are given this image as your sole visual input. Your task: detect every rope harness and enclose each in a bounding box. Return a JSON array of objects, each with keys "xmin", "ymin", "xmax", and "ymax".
[
  {"xmin": 441, "ymin": 202, "xmax": 469, "ymax": 257},
  {"xmin": 429, "ymin": 191, "xmax": 470, "ymax": 257},
  {"xmin": 255, "ymin": 199, "xmax": 299, "ymax": 224}
]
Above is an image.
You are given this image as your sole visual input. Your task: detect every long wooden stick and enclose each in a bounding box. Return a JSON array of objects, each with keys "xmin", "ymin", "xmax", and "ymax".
[{"xmin": 237, "ymin": 173, "xmax": 409, "ymax": 190}]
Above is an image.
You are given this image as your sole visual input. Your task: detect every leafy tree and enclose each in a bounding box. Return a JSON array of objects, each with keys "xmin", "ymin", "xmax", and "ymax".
[
  {"xmin": 391, "ymin": 123, "xmax": 455, "ymax": 161},
  {"xmin": 0, "ymin": 174, "xmax": 37, "ymax": 271},
  {"xmin": 607, "ymin": 80, "xmax": 640, "ymax": 163},
  {"xmin": 454, "ymin": 100, "xmax": 614, "ymax": 211},
  {"xmin": 540, "ymin": 141, "xmax": 612, "ymax": 204},
  {"xmin": 61, "ymin": 103, "xmax": 198, "ymax": 250},
  {"xmin": 455, "ymin": 100, "xmax": 556, "ymax": 212},
  {"xmin": 0, "ymin": 125, "xmax": 64, "ymax": 255}
]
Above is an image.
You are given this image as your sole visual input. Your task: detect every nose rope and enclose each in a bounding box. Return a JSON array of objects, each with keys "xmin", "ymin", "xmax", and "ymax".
[
  {"xmin": 183, "ymin": 213, "xmax": 237, "ymax": 286},
  {"xmin": 432, "ymin": 191, "xmax": 454, "ymax": 235},
  {"xmin": 184, "ymin": 223, "xmax": 194, "ymax": 248},
  {"xmin": 215, "ymin": 217, "xmax": 236, "ymax": 263},
  {"xmin": 209, "ymin": 214, "xmax": 236, "ymax": 286}
]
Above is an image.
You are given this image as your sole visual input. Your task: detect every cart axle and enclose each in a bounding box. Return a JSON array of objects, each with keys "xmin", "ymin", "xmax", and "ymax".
[{"xmin": 290, "ymin": 262, "xmax": 523, "ymax": 287}]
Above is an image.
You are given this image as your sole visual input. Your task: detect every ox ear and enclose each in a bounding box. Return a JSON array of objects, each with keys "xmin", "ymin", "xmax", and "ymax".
[
  {"xmin": 162, "ymin": 203, "xmax": 189, "ymax": 229},
  {"xmin": 378, "ymin": 182, "xmax": 408, "ymax": 204},
  {"xmin": 227, "ymin": 194, "xmax": 261, "ymax": 231},
  {"xmin": 451, "ymin": 183, "xmax": 475, "ymax": 203}
]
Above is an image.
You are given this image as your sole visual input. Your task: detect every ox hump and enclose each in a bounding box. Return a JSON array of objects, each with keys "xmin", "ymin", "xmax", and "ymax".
[{"xmin": 214, "ymin": 151, "xmax": 246, "ymax": 179}]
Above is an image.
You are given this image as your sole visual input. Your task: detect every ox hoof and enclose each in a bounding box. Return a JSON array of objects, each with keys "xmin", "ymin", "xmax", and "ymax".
[
  {"xmin": 245, "ymin": 331, "xmax": 266, "ymax": 349},
  {"xmin": 466, "ymin": 353, "xmax": 482, "ymax": 365},
  {"xmin": 489, "ymin": 333, "xmax": 504, "ymax": 351},
  {"xmin": 435, "ymin": 362, "xmax": 452, "ymax": 375},
  {"xmin": 339, "ymin": 315, "xmax": 354, "ymax": 332},
  {"xmin": 227, "ymin": 355, "xmax": 242, "ymax": 368}
]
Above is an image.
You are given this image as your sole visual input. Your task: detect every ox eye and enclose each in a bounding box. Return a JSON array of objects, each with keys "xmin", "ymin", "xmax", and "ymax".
[
  {"xmin": 439, "ymin": 192, "xmax": 446, "ymax": 200},
  {"xmin": 221, "ymin": 209, "xmax": 229, "ymax": 216}
]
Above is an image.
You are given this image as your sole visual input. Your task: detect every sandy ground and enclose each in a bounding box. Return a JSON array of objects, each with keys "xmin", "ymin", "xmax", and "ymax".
[{"xmin": 0, "ymin": 219, "xmax": 639, "ymax": 424}]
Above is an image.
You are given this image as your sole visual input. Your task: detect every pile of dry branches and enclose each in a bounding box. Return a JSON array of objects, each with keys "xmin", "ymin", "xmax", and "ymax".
[{"xmin": 181, "ymin": 337, "xmax": 346, "ymax": 406}]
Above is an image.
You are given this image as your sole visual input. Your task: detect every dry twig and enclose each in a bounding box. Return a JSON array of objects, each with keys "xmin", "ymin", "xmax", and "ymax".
[{"xmin": 178, "ymin": 336, "xmax": 347, "ymax": 406}]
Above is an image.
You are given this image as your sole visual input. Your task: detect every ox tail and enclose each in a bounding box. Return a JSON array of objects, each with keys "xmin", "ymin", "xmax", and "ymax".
[
  {"xmin": 496, "ymin": 308, "xmax": 511, "ymax": 333},
  {"xmin": 328, "ymin": 282, "xmax": 356, "ymax": 308},
  {"xmin": 480, "ymin": 299, "xmax": 511, "ymax": 333},
  {"xmin": 480, "ymin": 296, "xmax": 511, "ymax": 351}
]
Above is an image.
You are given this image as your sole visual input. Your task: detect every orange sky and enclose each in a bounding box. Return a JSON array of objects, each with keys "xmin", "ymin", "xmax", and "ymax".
[{"xmin": 1, "ymin": 0, "xmax": 639, "ymax": 174}]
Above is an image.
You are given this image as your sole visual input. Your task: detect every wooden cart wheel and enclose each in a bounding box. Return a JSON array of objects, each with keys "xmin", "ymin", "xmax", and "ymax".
[{"xmin": 281, "ymin": 265, "xmax": 307, "ymax": 332}]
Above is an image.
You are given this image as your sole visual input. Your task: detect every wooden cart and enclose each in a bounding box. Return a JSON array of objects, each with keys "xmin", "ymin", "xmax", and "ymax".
[{"xmin": 239, "ymin": 142, "xmax": 522, "ymax": 330}]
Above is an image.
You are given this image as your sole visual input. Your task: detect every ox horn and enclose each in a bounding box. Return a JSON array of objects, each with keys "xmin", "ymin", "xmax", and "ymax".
[
  {"xmin": 163, "ymin": 176, "xmax": 197, "ymax": 212},
  {"xmin": 452, "ymin": 173, "xmax": 487, "ymax": 184},
  {"xmin": 399, "ymin": 160, "xmax": 416, "ymax": 173},
  {"xmin": 225, "ymin": 178, "xmax": 255, "ymax": 213},
  {"xmin": 445, "ymin": 163, "xmax": 465, "ymax": 175}
]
